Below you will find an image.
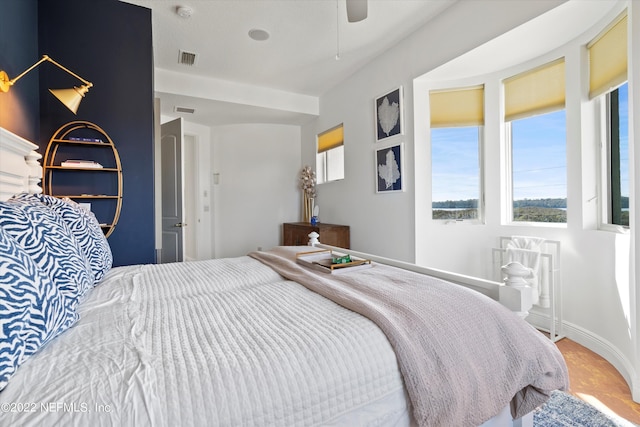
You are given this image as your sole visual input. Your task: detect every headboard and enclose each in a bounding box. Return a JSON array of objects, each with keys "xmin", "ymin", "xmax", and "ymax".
[{"xmin": 0, "ymin": 127, "xmax": 42, "ymax": 201}]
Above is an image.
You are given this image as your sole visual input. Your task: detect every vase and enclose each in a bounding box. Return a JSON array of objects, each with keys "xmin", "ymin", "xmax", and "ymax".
[{"xmin": 302, "ymin": 193, "xmax": 314, "ymax": 223}]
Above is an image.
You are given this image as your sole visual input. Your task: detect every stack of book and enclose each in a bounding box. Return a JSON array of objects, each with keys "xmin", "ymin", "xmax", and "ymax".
[
  {"xmin": 60, "ymin": 160, "xmax": 104, "ymax": 169},
  {"xmin": 69, "ymin": 137, "xmax": 104, "ymax": 143}
]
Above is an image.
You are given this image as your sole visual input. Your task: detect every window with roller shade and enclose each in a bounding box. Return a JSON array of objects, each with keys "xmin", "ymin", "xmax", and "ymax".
[
  {"xmin": 603, "ymin": 83, "xmax": 629, "ymax": 227},
  {"xmin": 316, "ymin": 124, "xmax": 344, "ymax": 184},
  {"xmin": 589, "ymin": 13, "xmax": 628, "ymax": 227},
  {"xmin": 504, "ymin": 58, "xmax": 567, "ymax": 223},
  {"xmin": 430, "ymin": 85, "xmax": 484, "ymax": 221}
]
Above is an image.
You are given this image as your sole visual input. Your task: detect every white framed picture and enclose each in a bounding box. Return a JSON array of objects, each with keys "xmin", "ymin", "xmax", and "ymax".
[
  {"xmin": 78, "ymin": 202, "xmax": 92, "ymax": 212},
  {"xmin": 375, "ymin": 86, "xmax": 403, "ymax": 142},
  {"xmin": 375, "ymin": 142, "xmax": 404, "ymax": 193}
]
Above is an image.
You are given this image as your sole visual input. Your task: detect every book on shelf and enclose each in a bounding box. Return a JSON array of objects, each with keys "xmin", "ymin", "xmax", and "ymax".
[
  {"xmin": 60, "ymin": 160, "xmax": 104, "ymax": 168},
  {"xmin": 68, "ymin": 137, "xmax": 104, "ymax": 143}
]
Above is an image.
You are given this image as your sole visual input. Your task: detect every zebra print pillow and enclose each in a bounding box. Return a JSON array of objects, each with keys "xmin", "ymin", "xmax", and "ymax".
[
  {"xmin": 10, "ymin": 194, "xmax": 113, "ymax": 283},
  {"xmin": 0, "ymin": 200, "xmax": 94, "ymax": 311},
  {"xmin": 0, "ymin": 225, "xmax": 78, "ymax": 391}
]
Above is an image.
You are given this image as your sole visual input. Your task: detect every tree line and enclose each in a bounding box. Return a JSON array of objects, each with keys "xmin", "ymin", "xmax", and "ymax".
[{"xmin": 433, "ymin": 197, "xmax": 629, "ymax": 209}]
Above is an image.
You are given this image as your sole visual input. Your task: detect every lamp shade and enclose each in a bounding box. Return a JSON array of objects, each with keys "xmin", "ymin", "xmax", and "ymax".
[{"xmin": 49, "ymin": 85, "xmax": 90, "ymax": 114}]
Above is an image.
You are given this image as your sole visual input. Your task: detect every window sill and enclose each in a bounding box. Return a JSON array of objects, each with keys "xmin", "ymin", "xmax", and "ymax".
[
  {"xmin": 504, "ymin": 221, "xmax": 567, "ymax": 229},
  {"xmin": 433, "ymin": 219, "xmax": 485, "ymax": 225},
  {"xmin": 598, "ymin": 223, "xmax": 629, "ymax": 234}
]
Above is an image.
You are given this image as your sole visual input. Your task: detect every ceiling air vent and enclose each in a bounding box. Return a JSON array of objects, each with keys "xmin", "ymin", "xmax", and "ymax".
[
  {"xmin": 178, "ymin": 50, "xmax": 198, "ymax": 66},
  {"xmin": 175, "ymin": 106, "xmax": 195, "ymax": 114}
]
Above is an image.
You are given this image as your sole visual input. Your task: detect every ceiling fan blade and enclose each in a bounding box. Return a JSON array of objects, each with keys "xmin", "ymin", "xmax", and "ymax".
[{"xmin": 346, "ymin": 0, "xmax": 367, "ymax": 23}]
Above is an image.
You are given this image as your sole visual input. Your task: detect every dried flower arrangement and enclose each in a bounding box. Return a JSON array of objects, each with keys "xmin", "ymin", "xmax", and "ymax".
[{"xmin": 299, "ymin": 165, "xmax": 316, "ymax": 222}]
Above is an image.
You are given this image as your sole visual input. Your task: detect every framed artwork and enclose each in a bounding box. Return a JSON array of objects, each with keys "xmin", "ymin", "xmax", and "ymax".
[
  {"xmin": 375, "ymin": 143, "xmax": 404, "ymax": 193},
  {"xmin": 375, "ymin": 86, "xmax": 403, "ymax": 142}
]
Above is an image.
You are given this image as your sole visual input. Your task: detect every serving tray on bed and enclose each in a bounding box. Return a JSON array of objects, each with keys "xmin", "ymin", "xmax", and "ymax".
[{"xmin": 296, "ymin": 249, "xmax": 372, "ymax": 274}]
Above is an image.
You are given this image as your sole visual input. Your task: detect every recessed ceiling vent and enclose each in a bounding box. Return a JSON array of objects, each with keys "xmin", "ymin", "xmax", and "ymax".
[
  {"xmin": 175, "ymin": 106, "xmax": 195, "ymax": 114},
  {"xmin": 178, "ymin": 50, "xmax": 198, "ymax": 66}
]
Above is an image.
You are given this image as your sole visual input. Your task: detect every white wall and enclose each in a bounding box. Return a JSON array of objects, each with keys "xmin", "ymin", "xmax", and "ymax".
[
  {"xmin": 158, "ymin": 119, "xmax": 300, "ymax": 260},
  {"xmin": 629, "ymin": 0, "xmax": 640, "ymax": 401},
  {"xmin": 302, "ymin": 0, "xmax": 640, "ymax": 400},
  {"xmin": 183, "ymin": 134, "xmax": 198, "ymax": 261},
  {"xmin": 183, "ymin": 121, "xmax": 213, "ymax": 260},
  {"xmin": 302, "ymin": 0, "xmax": 566, "ymax": 261},
  {"xmin": 211, "ymin": 123, "xmax": 301, "ymax": 258}
]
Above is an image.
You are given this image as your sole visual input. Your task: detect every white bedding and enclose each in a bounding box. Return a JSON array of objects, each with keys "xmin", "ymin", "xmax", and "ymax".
[{"xmin": 0, "ymin": 256, "xmax": 410, "ymax": 426}]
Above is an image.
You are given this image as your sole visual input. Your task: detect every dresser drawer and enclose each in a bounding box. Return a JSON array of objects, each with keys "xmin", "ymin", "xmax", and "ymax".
[{"xmin": 282, "ymin": 222, "xmax": 350, "ymax": 248}]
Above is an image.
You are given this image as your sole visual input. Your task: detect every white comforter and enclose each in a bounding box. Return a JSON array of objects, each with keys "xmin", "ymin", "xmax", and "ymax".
[{"xmin": 0, "ymin": 257, "xmax": 408, "ymax": 426}]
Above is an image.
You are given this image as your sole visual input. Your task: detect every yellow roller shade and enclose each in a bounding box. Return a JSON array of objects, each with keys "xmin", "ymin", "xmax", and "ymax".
[
  {"xmin": 430, "ymin": 85, "xmax": 484, "ymax": 128},
  {"xmin": 588, "ymin": 13, "xmax": 627, "ymax": 99},
  {"xmin": 504, "ymin": 58, "xmax": 565, "ymax": 122},
  {"xmin": 317, "ymin": 124, "xmax": 344, "ymax": 153}
]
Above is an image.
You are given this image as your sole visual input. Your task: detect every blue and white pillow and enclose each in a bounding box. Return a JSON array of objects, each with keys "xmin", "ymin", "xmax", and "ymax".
[
  {"xmin": 0, "ymin": 200, "xmax": 94, "ymax": 310},
  {"xmin": 0, "ymin": 225, "xmax": 78, "ymax": 391},
  {"xmin": 11, "ymin": 193, "xmax": 113, "ymax": 283}
]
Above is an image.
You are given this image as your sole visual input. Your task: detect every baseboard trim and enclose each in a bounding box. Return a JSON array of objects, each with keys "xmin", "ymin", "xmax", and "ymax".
[{"xmin": 527, "ymin": 312, "xmax": 639, "ymax": 402}]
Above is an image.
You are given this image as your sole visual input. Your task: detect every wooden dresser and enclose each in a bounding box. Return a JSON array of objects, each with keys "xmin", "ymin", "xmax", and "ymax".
[{"xmin": 282, "ymin": 222, "xmax": 350, "ymax": 248}]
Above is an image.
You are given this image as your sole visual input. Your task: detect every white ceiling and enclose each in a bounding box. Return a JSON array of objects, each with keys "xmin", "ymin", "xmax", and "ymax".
[
  {"xmin": 119, "ymin": 0, "xmax": 458, "ymax": 126},
  {"xmin": 118, "ymin": 0, "xmax": 621, "ymax": 127},
  {"xmin": 423, "ymin": 0, "xmax": 620, "ymax": 81}
]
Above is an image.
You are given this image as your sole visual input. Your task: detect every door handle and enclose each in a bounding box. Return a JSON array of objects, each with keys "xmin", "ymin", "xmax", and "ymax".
[{"xmin": 174, "ymin": 222, "xmax": 187, "ymax": 227}]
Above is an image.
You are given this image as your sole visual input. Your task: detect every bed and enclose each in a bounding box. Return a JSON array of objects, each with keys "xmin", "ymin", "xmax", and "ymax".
[{"xmin": 0, "ymin": 127, "xmax": 568, "ymax": 427}]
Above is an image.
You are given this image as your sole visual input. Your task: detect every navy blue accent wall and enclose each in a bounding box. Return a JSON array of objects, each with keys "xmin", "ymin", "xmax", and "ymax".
[
  {"xmin": 37, "ymin": 0, "xmax": 155, "ymax": 266},
  {"xmin": 0, "ymin": 0, "xmax": 40, "ymax": 141}
]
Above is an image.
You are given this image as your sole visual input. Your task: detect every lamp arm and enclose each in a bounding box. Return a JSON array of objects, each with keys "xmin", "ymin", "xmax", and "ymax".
[
  {"xmin": 6, "ymin": 56, "xmax": 50, "ymax": 86},
  {"xmin": 8, "ymin": 55, "xmax": 92, "ymax": 88},
  {"xmin": 44, "ymin": 55, "xmax": 93, "ymax": 88}
]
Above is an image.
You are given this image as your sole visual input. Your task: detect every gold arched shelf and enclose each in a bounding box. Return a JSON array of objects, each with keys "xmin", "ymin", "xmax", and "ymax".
[{"xmin": 43, "ymin": 121, "xmax": 122, "ymax": 238}]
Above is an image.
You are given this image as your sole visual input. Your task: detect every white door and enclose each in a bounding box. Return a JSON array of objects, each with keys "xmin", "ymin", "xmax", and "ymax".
[{"xmin": 160, "ymin": 118, "xmax": 184, "ymax": 263}]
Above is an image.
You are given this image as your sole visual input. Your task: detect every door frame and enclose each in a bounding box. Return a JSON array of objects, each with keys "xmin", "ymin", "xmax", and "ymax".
[
  {"xmin": 154, "ymin": 103, "xmax": 211, "ymax": 262},
  {"xmin": 160, "ymin": 117, "xmax": 185, "ymax": 263}
]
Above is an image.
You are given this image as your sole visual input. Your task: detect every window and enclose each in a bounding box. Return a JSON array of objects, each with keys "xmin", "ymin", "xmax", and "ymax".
[
  {"xmin": 504, "ymin": 59, "xmax": 566, "ymax": 223},
  {"xmin": 601, "ymin": 83, "xmax": 629, "ymax": 227},
  {"xmin": 316, "ymin": 124, "xmax": 344, "ymax": 184},
  {"xmin": 588, "ymin": 13, "xmax": 628, "ymax": 227},
  {"xmin": 430, "ymin": 85, "xmax": 484, "ymax": 221},
  {"xmin": 509, "ymin": 111, "xmax": 567, "ymax": 222},
  {"xmin": 431, "ymin": 127, "xmax": 481, "ymax": 220}
]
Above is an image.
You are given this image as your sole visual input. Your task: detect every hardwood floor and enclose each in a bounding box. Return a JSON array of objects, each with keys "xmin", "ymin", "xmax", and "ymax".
[{"xmin": 555, "ymin": 337, "xmax": 640, "ymax": 424}]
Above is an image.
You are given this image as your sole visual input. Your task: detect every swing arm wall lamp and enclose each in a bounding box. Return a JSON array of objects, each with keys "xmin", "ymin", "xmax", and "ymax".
[{"xmin": 0, "ymin": 55, "xmax": 93, "ymax": 114}]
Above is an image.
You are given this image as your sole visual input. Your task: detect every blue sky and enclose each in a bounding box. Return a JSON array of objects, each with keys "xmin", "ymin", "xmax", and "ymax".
[
  {"xmin": 619, "ymin": 82, "xmax": 629, "ymax": 198},
  {"xmin": 511, "ymin": 109, "xmax": 566, "ymax": 201},
  {"xmin": 431, "ymin": 82, "xmax": 628, "ymax": 203},
  {"xmin": 431, "ymin": 127, "xmax": 480, "ymax": 202}
]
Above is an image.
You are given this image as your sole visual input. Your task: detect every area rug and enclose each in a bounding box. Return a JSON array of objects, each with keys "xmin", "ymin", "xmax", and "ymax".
[{"xmin": 534, "ymin": 390, "xmax": 638, "ymax": 427}]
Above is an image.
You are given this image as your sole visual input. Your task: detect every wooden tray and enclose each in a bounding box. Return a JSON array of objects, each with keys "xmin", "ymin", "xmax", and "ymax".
[{"xmin": 296, "ymin": 249, "xmax": 372, "ymax": 274}]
